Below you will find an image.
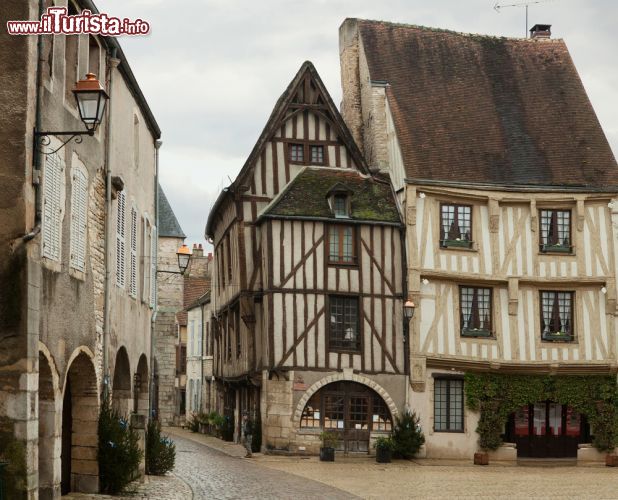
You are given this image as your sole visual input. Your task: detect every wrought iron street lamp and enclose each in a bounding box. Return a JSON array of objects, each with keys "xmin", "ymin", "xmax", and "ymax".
[
  {"xmin": 404, "ymin": 299, "xmax": 416, "ymax": 320},
  {"xmin": 34, "ymin": 73, "xmax": 109, "ymax": 154},
  {"xmin": 177, "ymin": 244, "xmax": 191, "ymax": 274}
]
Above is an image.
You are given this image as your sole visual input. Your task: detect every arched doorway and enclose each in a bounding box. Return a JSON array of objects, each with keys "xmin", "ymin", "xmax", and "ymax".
[
  {"xmin": 299, "ymin": 381, "xmax": 393, "ymax": 453},
  {"xmin": 112, "ymin": 347, "xmax": 131, "ymax": 416},
  {"xmin": 38, "ymin": 350, "xmax": 60, "ymax": 499},
  {"xmin": 135, "ymin": 354, "xmax": 149, "ymax": 416},
  {"xmin": 61, "ymin": 351, "xmax": 99, "ymax": 494}
]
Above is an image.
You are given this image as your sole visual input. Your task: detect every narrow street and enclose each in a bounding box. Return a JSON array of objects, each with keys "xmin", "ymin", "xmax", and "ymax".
[{"xmin": 169, "ymin": 432, "xmax": 358, "ymax": 500}]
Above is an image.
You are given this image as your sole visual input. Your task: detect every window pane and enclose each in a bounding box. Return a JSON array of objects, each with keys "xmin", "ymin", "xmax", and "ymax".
[
  {"xmin": 460, "ymin": 286, "xmax": 492, "ymax": 333},
  {"xmin": 301, "ymin": 393, "xmax": 321, "ymax": 428},
  {"xmin": 311, "ymin": 145, "xmax": 324, "ymax": 164},
  {"xmin": 290, "ymin": 144, "xmax": 304, "ymax": 162},
  {"xmin": 434, "ymin": 379, "xmax": 447, "ymax": 431},
  {"xmin": 329, "ymin": 225, "xmax": 355, "ymax": 263},
  {"xmin": 434, "ymin": 379, "xmax": 463, "ymax": 431},
  {"xmin": 329, "ymin": 297, "xmax": 359, "ymax": 350},
  {"xmin": 441, "ymin": 204, "xmax": 471, "ymax": 242},
  {"xmin": 334, "ymin": 195, "xmax": 347, "ymax": 217}
]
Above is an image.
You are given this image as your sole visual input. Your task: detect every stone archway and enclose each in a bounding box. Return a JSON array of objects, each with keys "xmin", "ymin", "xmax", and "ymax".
[
  {"xmin": 61, "ymin": 350, "xmax": 99, "ymax": 494},
  {"xmin": 293, "ymin": 372, "xmax": 399, "ymax": 424},
  {"xmin": 38, "ymin": 347, "xmax": 61, "ymax": 499},
  {"xmin": 112, "ymin": 347, "xmax": 131, "ymax": 416},
  {"xmin": 135, "ymin": 354, "xmax": 149, "ymax": 416}
]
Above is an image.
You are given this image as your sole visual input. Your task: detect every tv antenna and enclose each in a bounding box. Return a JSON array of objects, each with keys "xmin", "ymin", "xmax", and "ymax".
[{"xmin": 494, "ymin": 0, "xmax": 558, "ymax": 37}]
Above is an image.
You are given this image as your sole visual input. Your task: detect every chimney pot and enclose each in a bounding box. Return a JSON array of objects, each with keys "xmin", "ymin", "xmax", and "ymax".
[
  {"xmin": 208, "ymin": 252, "xmax": 213, "ymax": 260},
  {"xmin": 193, "ymin": 243, "xmax": 197, "ymax": 249},
  {"xmin": 530, "ymin": 24, "xmax": 551, "ymax": 39},
  {"xmin": 199, "ymin": 244, "xmax": 203, "ymax": 249}
]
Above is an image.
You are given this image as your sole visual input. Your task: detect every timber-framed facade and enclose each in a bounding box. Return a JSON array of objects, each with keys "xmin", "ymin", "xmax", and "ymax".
[
  {"xmin": 206, "ymin": 62, "xmax": 407, "ymax": 453},
  {"xmin": 340, "ymin": 18, "xmax": 618, "ymax": 461}
]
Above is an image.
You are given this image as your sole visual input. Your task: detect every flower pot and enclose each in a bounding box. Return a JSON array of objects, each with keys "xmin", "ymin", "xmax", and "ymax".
[
  {"xmin": 376, "ymin": 447, "xmax": 392, "ymax": 463},
  {"xmin": 606, "ymin": 454, "xmax": 618, "ymax": 467},
  {"xmin": 474, "ymin": 452, "xmax": 489, "ymax": 466},
  {"xmin": 320, "ymin": 446, "xmax": 335, "ymax": 462}
]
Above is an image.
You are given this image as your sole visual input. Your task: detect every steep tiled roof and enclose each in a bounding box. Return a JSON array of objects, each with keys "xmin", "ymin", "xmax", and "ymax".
[
  {"xmin": 158, "ymin": 184, "xmax": 186, "ymax": 238},
  {"xmin": 261, "ymin": 167, "xmax": 401, "ymax": 224},
  {"xmin": 355, "ymin": 19, "xmax": 617, "ymax": 188}
]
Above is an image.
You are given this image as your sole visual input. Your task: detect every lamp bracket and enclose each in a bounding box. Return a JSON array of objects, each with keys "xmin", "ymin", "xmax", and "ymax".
[{"xmin": 34, "ymin": 129, "xmax": 94, "ymax": 155}]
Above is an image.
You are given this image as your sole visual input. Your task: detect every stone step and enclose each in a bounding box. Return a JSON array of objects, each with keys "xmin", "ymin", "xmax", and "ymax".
[{"xmin": 517, "ymin": 458, "xmax": 577, "ymax": 467}]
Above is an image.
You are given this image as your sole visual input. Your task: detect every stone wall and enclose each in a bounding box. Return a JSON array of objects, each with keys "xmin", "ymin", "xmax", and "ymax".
[{"xmin": 154, "ymin": 236, "xmax": 184, "ymax": 424}]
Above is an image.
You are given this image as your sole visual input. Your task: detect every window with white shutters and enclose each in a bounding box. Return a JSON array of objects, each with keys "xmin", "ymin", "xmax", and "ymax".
[
  {"xmin": 129, "ymin": 204, "xmax": 138, "ymax": 297},
  {"xmin": 116, "ymin": 191, "xmax": 126, "ymax": 288},
  {"xmin": 149, "ymin": 225, "xmax": 157, "ymax": 308},
  {"xmin": 42, "ymin": 150, "xmax": 65, "ymax": 262},
  {"xmin": 69, "ymin": 161, "xmax": 88, "ymax": 272}
]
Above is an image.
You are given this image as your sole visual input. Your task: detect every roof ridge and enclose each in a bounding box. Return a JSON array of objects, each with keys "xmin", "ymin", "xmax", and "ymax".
[{"xmin": 352, "ymin": 17, "xmax": 564, "ymax": 43}]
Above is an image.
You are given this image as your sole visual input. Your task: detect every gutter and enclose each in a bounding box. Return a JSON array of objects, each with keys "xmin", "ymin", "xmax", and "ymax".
[{"xmin": 103, "ymin": 49, "xmax": 119, "ymax": 399}]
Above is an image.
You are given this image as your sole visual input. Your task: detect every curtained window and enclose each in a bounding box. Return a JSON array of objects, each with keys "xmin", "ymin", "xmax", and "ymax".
[
  {"xmin": 440, "ymin": 204, "xmax": 472, "ymax": 248},
  {"xmin": 541, "ymin": 291, "xmax": 574, "ymax": 341},
  {"xmin": 540, "ymin": 209, "xmax": 571, "ymax": 252},
  {"xmin": 460, "ymin": 286, "xmax": 492, "ymax": 337}
]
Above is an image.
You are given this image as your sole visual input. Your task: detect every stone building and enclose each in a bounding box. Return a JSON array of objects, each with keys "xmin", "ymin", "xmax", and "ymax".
[
  {"xmin": 175, "ymin": 246, "xmax": 212, "ymax": 423},
  {"xmin": 205, "ymin": 62, "xmax": 406, "ymax": 453},
  {"xmin": 153, "ymin": 185, "xmax": 186, "ymax": 425},
  {"xmin": 185, "ymin": 291, "xmax": 214, "ymax": 419},
  {"xmin": 339, "ymin": 19, "xmax": 618, "ymax": 461},
  {"xmin": 0, "ymin": 0, "xmax": 161, "ymax": 497}
]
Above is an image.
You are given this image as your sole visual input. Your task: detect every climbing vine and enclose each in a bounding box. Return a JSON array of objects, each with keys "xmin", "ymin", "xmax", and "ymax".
[{"xmin": 464, "ymin": 373, "xmax": 618, "ymax": 452}]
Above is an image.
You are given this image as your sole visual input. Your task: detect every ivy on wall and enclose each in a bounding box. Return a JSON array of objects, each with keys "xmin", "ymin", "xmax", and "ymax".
[{"xmin": 464, "ymin": 373, "xmax": 618, "ymax": 452}]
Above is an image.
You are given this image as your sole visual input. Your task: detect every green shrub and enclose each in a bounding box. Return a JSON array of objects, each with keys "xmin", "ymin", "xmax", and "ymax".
[
  {"xmin": 146, "ymin": 419, "xmax": 176, "ymax": 475},
  {"xmin": 391, "ymin": 411, "xmax": 425, "ymax": 459},
  {"xmin": 319, "ymin": 431, "xmax": 340, "ymax": 449},
  {"xmin": 186, "ymin": 412, "xmax": 200, "ymax": 433},
  {"xmin": 98, "ymin": 399, "xmax": 142, "ymax": 494},
  {"xmin": 374, "ymin": 436, "xmax": 395, "ymax": 451}
]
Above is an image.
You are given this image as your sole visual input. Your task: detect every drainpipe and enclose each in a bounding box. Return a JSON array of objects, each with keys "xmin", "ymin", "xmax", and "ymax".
[
  {"xmin": 149, "ymin": 139, "xmax": 162, "ymax": 419},
  {"xmin": 103, "ymin": 48, "xmax": 119, "ymax": 400},
  {"xmin": 29, "ymin": 0, "xmax": 45, "ymax": 238}
]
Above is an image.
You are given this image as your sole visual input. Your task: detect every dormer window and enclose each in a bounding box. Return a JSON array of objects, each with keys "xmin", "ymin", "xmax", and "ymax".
[
  {"xmin": 310, "ymin": 145, "xmax": 324, "ymax": 164},
  {"xmin": 327, "ymin": 183, "xmax": 353, "ymax": 219},
  {"xmin": 334, "ymin": 195, "xmax": 348, "ymax": 218}
]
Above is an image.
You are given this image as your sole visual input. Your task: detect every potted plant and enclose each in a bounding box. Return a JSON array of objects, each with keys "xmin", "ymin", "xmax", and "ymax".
[
  {"xmin": 474, "ymin": 450, "xmax": 489, "ymax": 465},
  {"xmin": 374, "ymin": 436, "xmax": 395, "ymax": 463},
  {"xmin": 319, "ymin": 431, "xmax": 339, "ymax": 462},
  {"xmin": 606, "ymin": 453, "xmax": 618, "ymax": 467}
]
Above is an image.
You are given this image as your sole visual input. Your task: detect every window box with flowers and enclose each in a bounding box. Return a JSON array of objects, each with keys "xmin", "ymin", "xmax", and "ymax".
[
  {"xmin": 459, "ymin": 286, "xmax": 493, "ymax": 339},
  {"xmin": 540, "ymin": 291, "xmax": 574, "ymax": 343}
]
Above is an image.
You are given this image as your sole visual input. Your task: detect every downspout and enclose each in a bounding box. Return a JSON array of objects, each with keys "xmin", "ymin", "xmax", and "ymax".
[
  {"xmin": 103, "ymin": 48, "xmax": 119, "ymax": 400},
  {"xmin": 27, "ymin": 0, "xmax": 45, "ymax": 240},
  {"xmin": 200, "ymin": 302, "xmax": 205, "ymax": 411},
  {"xmin": 149, "ymin": 139, "xmax": 162, "ymax": 419}
]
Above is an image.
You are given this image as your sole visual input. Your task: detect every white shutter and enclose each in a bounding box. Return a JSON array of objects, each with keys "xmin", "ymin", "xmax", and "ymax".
[
  {"xmin": 42, "ymin": 152, "xmax": 64, "ymax": 261},
  {"xmin": 116, "ymin": 191, "xmax": 126, "ymax": 287},
  {"xmin": 70, "ymin": 165, "xmax": 88, "ymax": 272},
  {"xmin": 129, "ymin": 205, "xmax": 138, "ymax": 297},
  {"xmin": 149, "ymin": 224, "xmax": 157, "ymax": 307},
  {"xmin": 142, "ymin": 216, "xmax": 150, "ymax": 303}
]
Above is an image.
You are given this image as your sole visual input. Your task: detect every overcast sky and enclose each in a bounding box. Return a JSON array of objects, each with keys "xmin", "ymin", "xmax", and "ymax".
[{"xmin": 102, "ymin": 0, "xmax": 618, "ymax": 248}]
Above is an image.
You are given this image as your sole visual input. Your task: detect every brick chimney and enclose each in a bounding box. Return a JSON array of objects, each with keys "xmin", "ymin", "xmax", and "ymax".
[
  {"xmin": 529, "ymin": 24, "xmax": 551, "ymax": 39},
  {"xmin": 193, "ymin": 243, "xmax": 203, "ymax": 257}
]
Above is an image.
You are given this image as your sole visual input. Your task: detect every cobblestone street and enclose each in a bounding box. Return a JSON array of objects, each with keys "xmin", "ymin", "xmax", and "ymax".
[{"xmin": 169, "ymin": 431, "xmax": 357, "ymax": 499}]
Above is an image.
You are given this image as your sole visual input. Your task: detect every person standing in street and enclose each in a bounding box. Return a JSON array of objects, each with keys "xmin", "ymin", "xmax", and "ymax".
[{"xmin": 241, "ymin": 411, "xmax": 253, "ymax": 458}]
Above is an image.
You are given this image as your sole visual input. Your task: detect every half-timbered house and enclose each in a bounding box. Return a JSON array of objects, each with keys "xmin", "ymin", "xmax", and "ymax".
[
  {"xmin": 340, "ymin": 19, "xmax": 618, "ymax": 461},
  {"xmin": 205, "ymin": 62, "xmax": 407, "ymax": 453}
]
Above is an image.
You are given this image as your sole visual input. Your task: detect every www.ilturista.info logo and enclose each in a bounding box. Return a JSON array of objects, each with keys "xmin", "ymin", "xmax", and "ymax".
[{"xmin": 6, "ymin": 7, "xmax": 150, "ymax": 36}]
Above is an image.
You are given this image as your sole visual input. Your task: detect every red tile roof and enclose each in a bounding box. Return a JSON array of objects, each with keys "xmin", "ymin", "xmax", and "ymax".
[
  {"xmin": 356, "ymin": 20, "xmax": 617, "ymax": 189},
  {"xmin": 176, "ymin": 276, "xmax": 211, "ymax": 326}
]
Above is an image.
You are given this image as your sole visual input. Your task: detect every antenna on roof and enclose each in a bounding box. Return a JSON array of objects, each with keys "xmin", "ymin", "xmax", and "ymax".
[{"xmin": 493, "ymin": 0, "xmax": 558, "ymax": 38}]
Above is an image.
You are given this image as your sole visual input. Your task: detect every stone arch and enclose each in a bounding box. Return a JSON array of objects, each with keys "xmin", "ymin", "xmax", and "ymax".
[
  {"xmin": 61, "ymin": 349, "xmax": 99, "ymax": 495},
  {"xmin": 293, "ymin": 372, "xmax": 399, "ymax": 424},
  {"xmin": 135, "ymin": 354, "xmax": 149, "ymax": 416},
  {"xmin": 112, "ymin": 346, "xmax": 131, "ymax": 415},
  {"xmin": 38, "ymin": 344, "xmax": 62, "ymax": 500}
]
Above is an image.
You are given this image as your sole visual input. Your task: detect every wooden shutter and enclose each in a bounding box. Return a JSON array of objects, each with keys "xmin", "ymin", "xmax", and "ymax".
[
  {"xmin": 116, "ymin": 191, "xmax": 126, "ymax": 287},
  {"xmin": 129, "ymin": 205, "xmax": 138, "ymax": 297},
  {"xmin": 70, "ymin": 166, "xmax": 88, "ymax": 272},
  {"xmin": 42, "ymin": 152, "xmax": 64, "ymax": 261},
  {"xmin": 149, "ymin": 224, "xmax": 157, "ymax": 307}
]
